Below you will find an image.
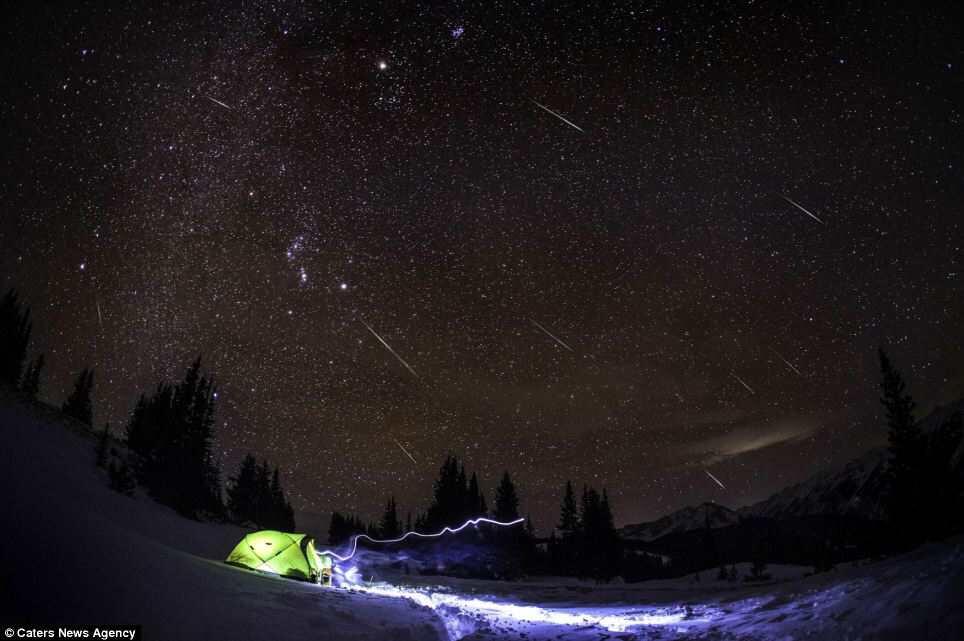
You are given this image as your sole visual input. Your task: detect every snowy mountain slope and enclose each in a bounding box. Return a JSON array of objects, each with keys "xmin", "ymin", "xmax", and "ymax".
[
  {"xmin": 618, "ymin": 501, "xmax": 739, "ymax": 542},
  {"xmin": 740, "ymin": 447, "xmax": 890, "ymax": 520},
  {"xmin": 741, "ymin": 398, "xmax": 964, "ymax": 521},
  {"xmin": 617, "ymin": 400, "xmax": 964, "ymax": 536}
]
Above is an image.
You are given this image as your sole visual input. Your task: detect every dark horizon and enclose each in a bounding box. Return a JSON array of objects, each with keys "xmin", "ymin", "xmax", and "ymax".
[{"xmin": 3, "ymin": 1, "xmax": 962, "ymax": 531}]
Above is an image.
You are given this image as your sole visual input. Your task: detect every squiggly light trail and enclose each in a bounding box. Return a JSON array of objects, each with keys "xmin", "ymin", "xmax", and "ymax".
[{"xmin": 316, "ymin": 516, "xmax": 525, "ymax": 562}]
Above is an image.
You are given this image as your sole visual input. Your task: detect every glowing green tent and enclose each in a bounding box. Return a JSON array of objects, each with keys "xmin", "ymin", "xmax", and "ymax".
[{"xmin": 226, "ymin": 530, "xmax": 332, "ymax": 585}]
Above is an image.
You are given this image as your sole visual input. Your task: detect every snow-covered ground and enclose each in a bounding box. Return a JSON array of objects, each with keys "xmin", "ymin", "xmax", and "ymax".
[{"xmin": 2, "ymin": 390, "xmax": 963, "ymax": 640}]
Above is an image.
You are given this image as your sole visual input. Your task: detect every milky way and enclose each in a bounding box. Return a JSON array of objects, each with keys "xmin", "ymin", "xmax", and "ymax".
[{"xmin": 2, "ymin": 2, "xmax": 962, "ymax": 530}]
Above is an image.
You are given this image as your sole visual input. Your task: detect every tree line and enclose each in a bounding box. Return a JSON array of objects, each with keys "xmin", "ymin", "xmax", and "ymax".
[
  {"xmin": 0, "ymin": 287, "xmax": 297, "ymax": 531},
  {"xmin": 327, "ymin": 453, "xmax": 623, "ymax": 581},
  {"xmin": 878, "ymin": 348, "xmax": 963, "ymax": 548}
]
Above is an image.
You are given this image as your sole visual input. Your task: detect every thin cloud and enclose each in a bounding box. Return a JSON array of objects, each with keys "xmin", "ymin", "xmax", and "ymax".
[{"xmin": 684, "ymin": 416, "xmax": 822, "ymax": 466}]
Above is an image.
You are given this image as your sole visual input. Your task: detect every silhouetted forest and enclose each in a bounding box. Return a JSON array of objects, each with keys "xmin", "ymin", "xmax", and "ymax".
[
  {"xmin": 0, "ymin": 287, "xmax": 299, "ymax": 531},
  {"xmin": 326, "ymin": 454, "xmax": 622, "ymax": 581}
]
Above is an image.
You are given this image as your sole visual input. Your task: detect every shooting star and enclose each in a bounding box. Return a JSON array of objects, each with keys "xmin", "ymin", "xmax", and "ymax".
[
  {"xmin": 204, "ymin": 94, "xmax": 233, "ymax": 111},
  {"xmin": 780, "ymin": 195, "xmax": 825, "ymax": 224},
  {"xmin": 731, "ymin": 372, "xmax": 756, "ymax": 395},
  {"xmin": 392, "ymin": 437, "xmax": 417, "ymax": 464},
  {"xmin": 360, "ymin": 320, "xmax": 420, "ymax": 379},
  {"xmin": 530, "ymin": 319, "xmax": 575, "ymax": 352},
  {"xmin": 769, "ymin": 347, "xmax": 803, "ymax": 377},
  {"xmin": 531, "ymin": 99, "xmax": 585, "ymax": 133},
  {"xmin": 705, "ymin": 469, "xmax": 727, "ymax": 489},
  {"xmin": 95, "ymin": 299, "xmax": 104, "ymax": 332}
]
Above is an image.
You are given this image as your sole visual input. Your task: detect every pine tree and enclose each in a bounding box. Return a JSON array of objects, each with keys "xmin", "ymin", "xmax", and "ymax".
[
  {"xmin": 493, "ymin": 472, "xmax": 520, "ymax": 522},
  {"xmin": 329, "ymin": 512, "xmax": 347, "ymax": 545},
  {"xmin": 380, "ymin": 496, "xmax": 401, "ymax": 538},
  {"xmin": 227, "ymin": 454, "xmax": 259, "ymax": 524},
  {"xmin": 925, "ymin": 410, "xmax": 963, "ymax": 538},
  {"xmin": 124, "ymin": 357, "xmax": 223, "ymax": 517},
  {"xmin": 108, "ymin": 460, "xmax": 136, "ymax": 496},
  {"xmin": 576, "ymin": 485, "xmax": 622, "ymax": 581},
  {"xmin": 20, "ymin": 353, "xmax": 44, "ymax": 399},
  {"xmin": 95, "ymin": 422, "xmax": 110, "ymax": 468},
  {"xmin": 468, "ymin": 473, "xmax": 485, "ymax": 516},
  {"xmin": 270, "ymin": 466, "xmax": 285, "ymax": 528},
  {"xmin": 63, "ymin": 368, "xmax": 94, "ymax": 426},
  {"xmin": 879, "ymin": 348, "xmax": 924, "ymax": 545},
  {"xmin": 426, "ymin": 455, "xmax": 470, "ymax": 529},
  {"xmin": 254, "ymin": 459, "xmax": 271, "ymax": 525},
  {"xmin": 558, "ymin": 480, "xmax": 579, "ymax": 536},
  {"xmin": 0, "ymin": 289, "xmax": 32, "ymax": 387}
]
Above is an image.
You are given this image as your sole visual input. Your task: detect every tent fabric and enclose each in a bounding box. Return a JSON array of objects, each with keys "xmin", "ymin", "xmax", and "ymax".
[{"xmin": 226, "ymin": 530, "xmax": 330, "ymax": 584}]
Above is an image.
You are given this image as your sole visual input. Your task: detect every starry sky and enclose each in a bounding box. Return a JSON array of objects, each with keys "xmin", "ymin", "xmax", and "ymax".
[{"xmin": 2, "ymin": 1, "xmax": 962, "ymax": 532}]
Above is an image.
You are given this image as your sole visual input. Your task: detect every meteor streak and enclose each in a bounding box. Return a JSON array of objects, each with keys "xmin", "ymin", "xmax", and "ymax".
[
  {"xmin": 392, "ymin": 437, "xmax": 417, "ymax": 464},
  {"xmin": 204, "ymin": 94, "xmax": 233, "ymax": 111},
  {"xmin": 360, "ymin": 320, "xmax": 419, "ymax": 379},
  {"xmin": 780, "ymin": 195, "xmax": 825, "ymax": 224},
  {"xmin": 317, "ymin": 516, "xmax": 525, "ymax": 562},
  {"xmin": 731, "ymin": 372, "xmax": 756, "ymax": 395},
  {"xmin": 705, "ymin": 469, "xmax": 726, "ymax": 489},
  {"xmin": 770, "ymin": 347, "xmax": 803, "ymax": 377},
  {"xmin": 530, "ymin": 319, "xmax": 575, "ymax": 352},
  {"xmin": 530, "ymin": 99, "xmax": 585, "ymax": 133}
]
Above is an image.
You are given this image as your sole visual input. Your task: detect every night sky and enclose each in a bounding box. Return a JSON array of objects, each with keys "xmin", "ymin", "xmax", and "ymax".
[{"xmin": 2, "ymin": 1, "xmax": 962, "ymax": 531}]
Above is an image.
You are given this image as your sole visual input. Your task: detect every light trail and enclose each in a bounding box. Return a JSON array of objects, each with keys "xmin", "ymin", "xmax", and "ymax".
[
  {"xmin": 360, "ymin": 319, "xmax": 420, "ymax": 379},
  {"xmin": 204, "ymin": 94, "xmax": 233, "ymax": 110},
  {"xmin": 705, "ymin": 469, "xmax": 726, "ymax": 489},
  {"xmin": 769, "ymin": 347, "xmax": 803, "ymax": 377},
  {"xmin": 351, "ymin": 583, "xmax": 691, "ymax": 636},
  {"xmin": 317, "ymin": 515, "xmax": 525, "ymax": 562},
  {"xmin": 530, "ymin": 319, "xmax": 575, "ymax": 352},
  {"xmin": 780, "ymin": 195, "xmax": 825, "ymax": 224},
  {"xmin": 531, "ymin": 99, "xmax": 585, "ymax": 133},
  {"xmin": 731, "ymin": 372, "xmax": 756, "ymax": 395},
  {"xmin": 392, "ymin": 437, "xmax": 417, "ymax": 464}
]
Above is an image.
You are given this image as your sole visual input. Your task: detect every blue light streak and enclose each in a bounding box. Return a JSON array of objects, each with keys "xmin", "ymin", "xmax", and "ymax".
[{"xmin": 316, "ymin": 515, "xmax": 525, "ymax": 562}]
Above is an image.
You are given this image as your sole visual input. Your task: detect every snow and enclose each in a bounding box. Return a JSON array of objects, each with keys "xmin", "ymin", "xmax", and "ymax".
[
  {"xmin": 2, "ymin": 388, "xmax": 963, "ymax": 640},
  {"xmin": 620, "ymin": 502, "xmax": 740, "ymax": 542},
  {"xmin": 741, "ymin": 399, "xmax": 964, "ymax": 523},
  {"xmin": 740, "ymin": 448, "xmax": 890, "ymax": 521}
]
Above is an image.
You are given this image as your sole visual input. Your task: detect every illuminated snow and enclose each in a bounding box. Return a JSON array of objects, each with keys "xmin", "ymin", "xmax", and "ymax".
[{"xmin": 342, "ymin": 582, "xmax": 695, "ymax": 639}]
